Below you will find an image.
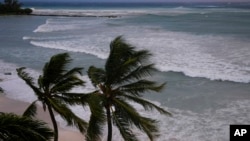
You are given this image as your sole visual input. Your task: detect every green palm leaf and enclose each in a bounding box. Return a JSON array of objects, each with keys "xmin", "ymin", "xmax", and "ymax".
[
  {"xmin": 16, "ymin": 67, "xmax": 42, "ymax": 97},
  {"xmin": 0, "ymin": 112, "xmax": 54, "ymax": 141},
  {"xmin": 120, "ymin": 80, "xmax": 166, "ymax": 96},
  {"xmin": 105, "ymin": 36, "xmax": 136, "ymax": 85},
  {"xmin": 117, "ymin": 50, "xmax": 152, "ymax": 80},
  {"xmin": 48, "ymin": 98, "xmax": 88, "ymax": 133},
  {"xmin": 86, "ymin": 94, "xmax": 106, "ymax": 141},
  {"xmin": 88, "ymin": 66, "xmax": 106, "ymax": 87},
  {"xmin": 42, "ymin": 53, "xmax": 72, "ymax": 87},
  {"xmin": 112, "ymin": 112, "xmax": 138, "ymax": 141},
  {"xmin": 54, "ymin": 67, "xmax": 83, "ymax": 83},
  {"xmin": 23, "ymin": 100, "xmax": 38, "ymax": 118},
  {"xmin": 50, "ymin": 76, "xmax": 84, "ymax": 93},
  {"xmin": 113, "ymin": 98, "xmax": 159, "ymax": 141},
  {"xmin": 17, "ymin": 53, "xmax": 87, "ymax": 141},
  {"xmin": 121, "ymin": 94, "xmax": 171, "ymax": 115},
  {"xmin": 87, "ymin": 36, "xmax": 170, "ymax": 141},
  {"xmin": 118, "ymin": 64, "xmax": 156, "ymax": 85}
]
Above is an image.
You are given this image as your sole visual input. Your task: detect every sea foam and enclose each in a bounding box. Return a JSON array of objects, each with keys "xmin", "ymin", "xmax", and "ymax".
[
  {"xmin": 26, "ymin": 7, "xmax": 250, "ymax": 83},
  {"xmin": 27, "ymin": 18, "xmax": 250, "ymax": 83}
]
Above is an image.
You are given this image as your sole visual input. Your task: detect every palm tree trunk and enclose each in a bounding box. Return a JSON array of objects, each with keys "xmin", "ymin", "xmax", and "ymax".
[
  {"xmin": 47, "ymin": 104, "xmax": 58, "ymax": 141},
  {"xmin": 106, "ymin": 106, "xmax": 112, "ymax": 141}
]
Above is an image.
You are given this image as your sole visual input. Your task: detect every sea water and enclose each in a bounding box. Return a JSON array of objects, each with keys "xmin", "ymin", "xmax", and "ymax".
[{"xmin": 1, "ymin": 2, "xmax": 250, "ymax": 141}]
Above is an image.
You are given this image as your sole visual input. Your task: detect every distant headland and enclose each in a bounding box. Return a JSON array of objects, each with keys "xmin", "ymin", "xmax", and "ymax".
[{"xmin": 0, "ymin": 0, "xmax": 32, "ymax": 15}]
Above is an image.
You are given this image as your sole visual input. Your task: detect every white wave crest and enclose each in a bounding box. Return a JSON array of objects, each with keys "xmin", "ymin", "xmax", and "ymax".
[
  {"xmin": 126, "ymin": 31, "xmax": 250, "ymax": 83},
  {"xmin": 33, "ymin": 19, "xmax": 81, "ymax": 32},
  {"xmin": 30, "ymin": 40, "xmax": 108, "ymax": 59},
  {"xmin": 28, "ymin": 17, "xmax": 250, "ymax": 83},
  {"xmin": 31, "ymin": 9, "xmax": 146, "ymax": 17}
]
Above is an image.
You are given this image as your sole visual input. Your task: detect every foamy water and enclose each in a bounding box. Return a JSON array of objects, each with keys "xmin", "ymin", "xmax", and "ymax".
[
  {"xmin": 23, "ymin": 16, "xmax": 250, "ymax": 83},
  {"xmin": 30, "ymin": 6, "xmax": 250, "ymax": 17}
]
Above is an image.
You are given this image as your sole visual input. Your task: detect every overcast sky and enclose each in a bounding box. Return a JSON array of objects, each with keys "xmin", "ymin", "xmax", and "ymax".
[{"xmin": 20, "ymin": 0, "xmax": 250, "ymax": 2}]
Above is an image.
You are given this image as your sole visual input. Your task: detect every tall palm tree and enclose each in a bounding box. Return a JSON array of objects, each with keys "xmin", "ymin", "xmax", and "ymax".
[
  {"xmin": 16, "ymin": 53, "xmax": 88, "ymax": 141},
  {"xmin": 0, "ymin": 112, "xmax": 54, "ymax": 141},
  {"xmin": 87, "ymin": 36, "xmax": 171, "ymax": 141}
]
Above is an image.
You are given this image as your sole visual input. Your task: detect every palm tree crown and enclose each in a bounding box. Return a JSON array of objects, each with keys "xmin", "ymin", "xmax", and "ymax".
[
  {"xmin": 0, "ymin": 112, "xmax": 54, "ymax": 141},
  {"xmin": 17, "ymin": 53, "xmax": 88, "ymax": 141},
  {"xmin": 88, "ymin": 36, "xmax": 171, "ymax": 141}
]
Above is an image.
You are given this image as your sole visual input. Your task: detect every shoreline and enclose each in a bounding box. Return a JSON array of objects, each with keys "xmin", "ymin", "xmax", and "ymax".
[{"xmin": 0, "ymin": 94, "xmax": 85, "ymax": 141}]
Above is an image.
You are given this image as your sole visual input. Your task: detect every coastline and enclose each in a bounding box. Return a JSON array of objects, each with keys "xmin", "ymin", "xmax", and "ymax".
[
  {"xmin": 0, "ymin": 94, "xmax": 85, "ymax": 141},
  {"xmin": 1, "ymin": 4, "xmax": 250, "ymax": 140}
]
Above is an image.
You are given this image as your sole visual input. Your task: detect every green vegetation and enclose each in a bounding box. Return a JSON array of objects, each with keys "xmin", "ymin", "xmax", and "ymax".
[
  {"xmin": 16, "ymin": 53, "xmax": 88, "ymax": 141},
  {"xmin": 0, "ymin": 0, "xmax": 32, "ymax": 15},
  {"xmin": 87, "ymin": 36, "xmax": 171, "ymax": 141},
  {"xmin": 0, "ymin": 112, "xmax": 54, "ymax": 141},
  {"xmin": 10, "ymin": 36, "xmax": 171, "ymax": 141}
]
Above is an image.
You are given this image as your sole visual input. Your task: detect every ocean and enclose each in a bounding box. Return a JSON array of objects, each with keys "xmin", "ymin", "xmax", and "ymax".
[{"xmin": 1, "ymin": 2, "xmax": 250, "ymax": 141}]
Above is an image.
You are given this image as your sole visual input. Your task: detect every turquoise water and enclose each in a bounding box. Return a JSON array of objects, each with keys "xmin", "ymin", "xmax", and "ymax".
[{"xmin": 1, "ymin": 2, "xmax": 250, "ymax": 140}]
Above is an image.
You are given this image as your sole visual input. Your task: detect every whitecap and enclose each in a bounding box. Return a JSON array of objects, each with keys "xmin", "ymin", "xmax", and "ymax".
[{"xmin": 29, "ymin": 17, "xmax": 250, "ymax": 83}]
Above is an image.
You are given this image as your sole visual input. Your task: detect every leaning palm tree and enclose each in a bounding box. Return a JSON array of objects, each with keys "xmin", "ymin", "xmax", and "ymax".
[
  {"xmin": 0, "ymin": 112, "xmax": 54, "ymax": 141},
  {"xmin": 16, "ymin": 53, "xmax": 88, "ymax": 141},
  {"xmin": 87, "ymin": 36, "xmax": 171, "ymax": 141}
]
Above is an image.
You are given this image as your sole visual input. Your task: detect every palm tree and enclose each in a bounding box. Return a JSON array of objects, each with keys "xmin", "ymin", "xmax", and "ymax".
[
  {"xmin": 0, "ymin": 112, "xmax": 54, "ymax": 141},
  {"xmin": 87, "ymin": 36, "xmax": 171, "ymax": 141},
  {"xmin": 16, "ymin": 53, "xmax": 88, "ymax": 141}
]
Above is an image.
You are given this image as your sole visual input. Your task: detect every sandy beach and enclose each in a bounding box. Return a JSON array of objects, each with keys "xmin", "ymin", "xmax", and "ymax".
[{"xmin": 0, "ymin": 94, "xmax": 85, "ymax": 141}]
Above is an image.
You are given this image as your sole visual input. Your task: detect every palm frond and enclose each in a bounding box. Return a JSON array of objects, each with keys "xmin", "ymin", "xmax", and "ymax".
[
  {"xmin": 16, "ymin": 67, "xmax": 35, "ymax": 85},
  {"xmin": 118, "ymin": 64, "xmax": 156, "ymax": 85},
  {"xmin": 48, "ymin": 98, "xmax": 88, "ymax": 133},
  {"xmin": 16, "ymin": 67, "xmax": 42, "ymax": 97},
  {"xmin": 55, "ymin": 92, "xmax": 95, "ymax": 106},
  {"xmin": 113, "ymin": 98, "xmax": 143, "ymax": 125},
  {"xmin": 113, "ymin": 98, "xmax": 159, "ymax": 141},
  {"xmin": 120, "ymin": 80, "xmax": 166, "ymax": 96},
  {"xmin": 131, "ymin": 49, "xmax": 152, "ymax": 64},
  {"xmin": 51, "ymin": 76, "xmax": 84, "ymax": 93},
  {"xmin": 118, "ymin": 50, "xmax": 152, "ymax": 79},
  {"xmin": 105, "ymin": 36, "xmax": 155, "ymax": 87},
  {"xmin": 122, "ymin": 94, "xmax": 171, "ymax": 115},
  {"xmin": 138, "ymin": 116, "xmax": 159, "ymax": 141},
  {"xmin": 23, "ymin": 100, "xmax": 38, "ymax": 118},
  {"xmin": 112, "ymin": 112, "xmax": 138, "ymax": 141},
  {"xmin": 86, "ymin": 94, "xmax": 105, "ymax": 141},
  {"xmin": 54, "ymin": 67, "xmax": 83, "ymax": 83},
  {"xmin": 105, "ymin": 36, "xmax": 137, "ymax": 85},
  {"xmin": 0, "ymin": 112, "xmax": 54, "ymax": 141},
  {"xmin": 42, "ymin": 53, "xmax": 72, "ymax": 86},
  {"xmin": 87, "ymin": 66, "xmax": 106, "ymax": 87},
  {"xmin": 38, "ymin": 75, "xmax": 44, "ymax": 89}
]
